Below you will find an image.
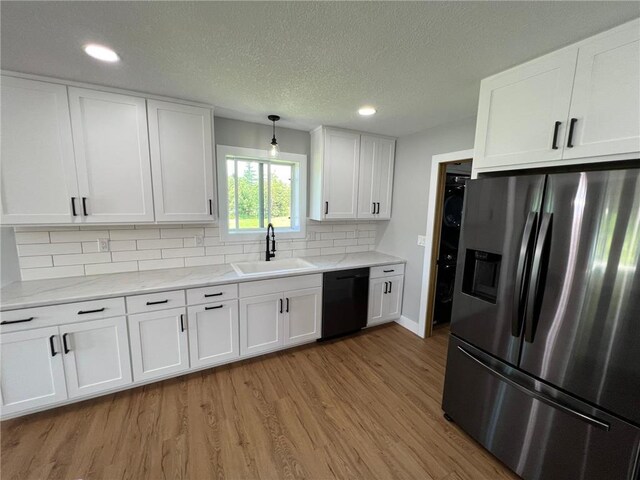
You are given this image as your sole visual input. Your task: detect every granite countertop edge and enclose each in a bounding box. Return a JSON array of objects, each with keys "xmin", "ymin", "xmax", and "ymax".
[{"xmin": 0, "ymin": 252, "xmax": 406, "ymax": 311}]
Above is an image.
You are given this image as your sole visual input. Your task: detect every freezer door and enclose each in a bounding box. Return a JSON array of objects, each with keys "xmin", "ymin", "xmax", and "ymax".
[
  {"xmin": 450, "ymin": 174, "xmax": 545, "ymax": 365},
  {"xmin": 519, "ymin": 169, "xmax": 640, "ymax": 425},
  {"xmin": 443, "ymin": 335, "xmax": 640, "ymax": 480}
]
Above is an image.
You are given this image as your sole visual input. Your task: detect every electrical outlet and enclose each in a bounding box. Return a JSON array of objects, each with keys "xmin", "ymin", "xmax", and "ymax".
[
  {"xmin": 98, "ymin": 238, "xmax": 110, "ymax": 252},
  {"xmin": 417, "ymin": 235, "xmax": 426, "ymax": 246},
  {"xmin": 194, "ymin": 235, "xmax": 204, "ymax": 247}
]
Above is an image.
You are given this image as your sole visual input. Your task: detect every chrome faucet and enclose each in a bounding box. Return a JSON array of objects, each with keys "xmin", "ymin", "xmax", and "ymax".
[{"xmin": 265, "ymin": 223, "xmax": 276, "ymax": 261}]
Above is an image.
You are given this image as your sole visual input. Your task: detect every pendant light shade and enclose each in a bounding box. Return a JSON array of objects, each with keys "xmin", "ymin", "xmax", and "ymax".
[{"xmin": 268, "ymin": 115, "xmax": 280, "ymax": 158}]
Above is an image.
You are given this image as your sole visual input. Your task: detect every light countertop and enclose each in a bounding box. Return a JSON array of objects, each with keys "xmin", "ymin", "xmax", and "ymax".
[{"xmin": 0, "ymin": 251, "xmax": 405, "ymax": 311}]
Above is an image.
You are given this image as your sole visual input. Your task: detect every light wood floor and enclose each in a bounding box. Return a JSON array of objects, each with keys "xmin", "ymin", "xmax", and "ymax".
[{"xmin": 1, "ymin": 324, "xmax": 518, "ymax": 480}]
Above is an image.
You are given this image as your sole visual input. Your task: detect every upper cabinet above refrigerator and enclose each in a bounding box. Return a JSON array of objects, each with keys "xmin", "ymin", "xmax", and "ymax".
[
  {"xmin": 309, "ymin": 126, "xmax": 396, "ymax": 221},
  {"xmin": 473, "ymin": 19, "xmax": 640, "ymax": 175}
]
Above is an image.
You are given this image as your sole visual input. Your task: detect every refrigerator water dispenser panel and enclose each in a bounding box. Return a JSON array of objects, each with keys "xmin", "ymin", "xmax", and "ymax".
[{"xmin": 462, "ymin": 249, "xmax": 501, "ymax": 303}]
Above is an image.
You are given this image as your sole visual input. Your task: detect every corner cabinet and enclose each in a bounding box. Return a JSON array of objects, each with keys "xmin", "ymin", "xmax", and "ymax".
[
  {"xmin": 310, "ymin": 126, "xmax": 395, "ymax": 221},
  {"xmin": 473, "ymin": 19, "xmax": 640, "ymax": 174},
  {"xmin": 0, "ymin": 74, "xmax": 216, "ymax": 225}
]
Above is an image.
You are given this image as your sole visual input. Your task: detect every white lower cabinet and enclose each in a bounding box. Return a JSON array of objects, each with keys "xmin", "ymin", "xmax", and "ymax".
[
  {"xmin": 284, "ymin": 287, "xmax": 322, "ymax": 346},
  {"xmin": 368, "ymin": 275, "xmax": 404, "ymax": 327},
  {"xmin": 59, "ymin": 317, "xmax": 132, "ymax": 398},
  {"xmin": 239, "ymin": 293, "xmax": 283, "ymax": 356},
  {"xmin": 0, "ymin": 326, "xmax": 67, "ymax": 416},
  {"xmin": 128, "ymin": 307, "xmax": 190, "ymax": 381},
  {"xmin": 187, "ymin": 300, "xmax": 239, "ymax": 368}
]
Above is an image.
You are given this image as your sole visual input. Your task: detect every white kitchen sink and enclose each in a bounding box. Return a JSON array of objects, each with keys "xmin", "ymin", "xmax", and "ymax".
[{"xmin": 231, "ymin": 258, "xmax": 317, "ymax": 276}]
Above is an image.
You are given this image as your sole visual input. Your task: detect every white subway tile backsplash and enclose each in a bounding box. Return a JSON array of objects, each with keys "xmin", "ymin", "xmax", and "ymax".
[{"xmin": 14, "ymin": 221, "xmax": 379, "ymax": 280}]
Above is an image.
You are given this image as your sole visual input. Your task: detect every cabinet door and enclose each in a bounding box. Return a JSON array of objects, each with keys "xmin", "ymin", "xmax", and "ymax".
[
  {"xmin": 147, "ymin": 100, "xmax": 216, "ymax": 222},
  {"xmin": 0, "ymin": 327, "xmax": 67, "ymax": 416},
  {"xmin": 367, "ymin": 277, "xmax": 387, "ymax": 326},
  {"xmin": 239, "ymin": 293, "xmax": 283, "ymax": 356},
  {"xmin": 0, "ymin": 76, "xmax": 79, "ymax": 224},
  {"xmin": 473, "ymin": 48, "xmax": 577, "ymax": 169},
  {"xmin": 382, "ymin": 275, "xmax": 404, "ymax": 322},
  {"xmin": 128, "ymin": 308, "xmax": 189, "ymax": 381},
  {"xmin": 284, "ymin": 287, "xmax": 322, "ymax": 346},
  {"xmin": 59, "ymin": 317, "xmax": 132, "ymax": 398},
  {"xmin": 357, "ymin": 135, "xmax": 377, "ymax": 219},
  {"xmin": 563, "ymin": 23, "xmax": 640, "ymax": 160},
  {"xmin": 187, "ymin": 300, "xmax": 239, "ymax": 369},
  {"xmin": 69, "ymin": 87, "xmax": 154, "ymax": 223},
  {"xmin": 374, "ymin": 137, "xmax": 395, "ymax": 219},
  {"xmin": 323, "ymin": 129, "xmax": 360, "ymax": 219}
]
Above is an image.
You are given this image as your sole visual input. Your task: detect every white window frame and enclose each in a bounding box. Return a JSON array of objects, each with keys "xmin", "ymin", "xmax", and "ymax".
[{"xmin": 216, "ymin": 145, "xmax": 307, "ymax": 242}]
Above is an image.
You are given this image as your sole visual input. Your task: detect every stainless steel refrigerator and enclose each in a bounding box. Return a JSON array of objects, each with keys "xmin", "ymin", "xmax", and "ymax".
[{"xmin": 442, "ymin": 167, "xmax": 640, "ymax": 480}]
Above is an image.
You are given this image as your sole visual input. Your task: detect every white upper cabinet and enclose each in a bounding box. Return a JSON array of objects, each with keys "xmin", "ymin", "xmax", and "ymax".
[
  {"xmin": 69, "ymin": 87, "xmax": 155, "ymax": 223},
  {"xmin": 358, "ymin": 135, "xmax": 395, "ymax": 220},
  {"xmin": 563, "ymin": 22, "xmax": 640, "ymax": 160},
  {"xmin": 0, "ymin": 76, "xmax": 79, "ymax": 224},
  {"xmin": 473, "ymin": 19, "xmax": 640, "ymax": 173},
  {"xmin": 310, "ymin": 127, "xmax": 395, "ymax": 221},
  {"xmin": 147, "ymin": 100, "xmax": 216, "ymax": 222},
  {"xmin": 473, "ymin": 48, "xmax": 578, "ymax": 170}
]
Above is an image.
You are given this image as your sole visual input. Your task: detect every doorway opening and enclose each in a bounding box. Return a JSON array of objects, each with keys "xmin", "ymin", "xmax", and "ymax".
[{"xmin": 418, "ymin": 150, "xmax": 473, "ymax": 338}]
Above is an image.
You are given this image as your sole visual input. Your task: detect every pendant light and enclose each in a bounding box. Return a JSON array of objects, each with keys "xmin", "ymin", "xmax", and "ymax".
[{"xmin": 268, "ymin": 115, "xmax": 280, "ymax": 158}]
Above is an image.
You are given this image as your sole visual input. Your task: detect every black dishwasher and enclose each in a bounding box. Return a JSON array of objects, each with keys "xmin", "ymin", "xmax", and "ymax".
[{"xmin": 321, "ymin": 268, "xmax": 369, "ymax": 340}]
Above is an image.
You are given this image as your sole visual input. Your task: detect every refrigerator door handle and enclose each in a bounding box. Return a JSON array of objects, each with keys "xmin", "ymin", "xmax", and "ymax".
[
  {"xmin": 513, "ymin": 211, "xmax": 537, "ymax": 337},
  {"xmin": 525, "ymin": 212, "xmax": 553, "ymax": 343},
  {"xmin": 457, "ymin": 345, "xmax": 610, "ymax": 431}
]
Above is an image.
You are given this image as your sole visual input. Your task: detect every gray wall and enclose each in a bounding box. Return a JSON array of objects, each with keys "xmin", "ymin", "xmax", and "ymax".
[
  {"xmin": 214, "ymin": 117, "xmax": 310, "ymax": 156},
  {"xmin": 376, "ymin": 116, "xmax": 477, "ymax": 324},
  {"xmin": 1, "ymin": 227, "xmax": 21, "ymax": 287}
]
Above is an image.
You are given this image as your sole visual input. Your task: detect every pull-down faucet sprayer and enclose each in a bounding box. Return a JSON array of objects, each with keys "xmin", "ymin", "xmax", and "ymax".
[{"xmin": 265, "ymin": 223, "xmax": 276, "ymax": 261}]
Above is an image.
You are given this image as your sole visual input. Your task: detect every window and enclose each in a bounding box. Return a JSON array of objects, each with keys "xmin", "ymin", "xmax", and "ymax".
[{"xmin": 217, "ymin": 145, "xmax": 307, "ymax": 241}]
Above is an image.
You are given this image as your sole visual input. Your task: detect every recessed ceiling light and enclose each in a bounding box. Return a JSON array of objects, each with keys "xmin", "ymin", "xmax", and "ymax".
[
  {"xmin": 83, "ymin": 44, "xmax": 119, "ymax": 63},
  {"xmin": 358, "ymin": 106, "xmax": 377, "ymax": 116}
]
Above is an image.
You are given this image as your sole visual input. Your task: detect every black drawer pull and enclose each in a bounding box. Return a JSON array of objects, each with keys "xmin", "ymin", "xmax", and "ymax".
[
  {"xmin": 279, "ymin": 298, "xmax": 283, "ymax": 314},
  {"xmin": 286, "ymin": 298, "xmax": 289, "ymax": 313},
  {"xmin": 383, "ymin": 269, "xmax": 395, "ymax": 273},
  {"xmin": 204, "ymin": 292, "xmax": 223, "ymax": 298},
  {"xmin": 62, "ymin": 333, "xmax": 71, "ymax": 354},
  {"xmin": 49, "ymin": 335, "xmax": 57, "ymax": 357},
  {"xmin": 77, "ymin": 307, "xmax": 105, "ymax": 315},
  {"xmin": 205, "ymin": 305, "xmax": 224, "ymax": 310},
  {"xmin": 146, "ymin": 299, "xmax": 169, "ymax": 306},
  {"xmin": 1, "ymin": 317, "xmax": 34, "ymax": 325},
  {"xmin": 209, "ymin": 199, "xmax": 213, "ymax": 215},
  {"xmin": 180, "ymin": 314, "xmax": 185, "ymax": 332}
]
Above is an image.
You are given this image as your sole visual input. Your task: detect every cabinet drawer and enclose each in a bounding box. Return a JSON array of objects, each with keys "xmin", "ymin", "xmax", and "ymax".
[
  {"xmin": 186, "ymin": 284, "xmax": 238, "ymax": 305},
  {"xmin": 0, "ymin": 297, "xmax": 126, "ymax": 333},
  {"xmin": 370, "ymin": 263, "xmax": 405, "ymax": 279},
  {"xmin": 239, "ymin": 274, "xmax": 322, "ymax": 298},
  {"xmin": 126, "ymin": 290, "xmax": 185, "ymax": 314}
]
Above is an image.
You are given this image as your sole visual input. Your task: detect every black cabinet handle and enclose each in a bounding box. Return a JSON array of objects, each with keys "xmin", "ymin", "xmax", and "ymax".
[
  {"xmin": 551, "ymin": 121, "xmax": 561, "ymax": 150},
  {"xmin": 376, "ymin": 202, "xmax": 380, "ymax": 214},
  {"xmin": 567, "ymin": 118, "xmax": 577, "ymax": 148},
  {"xmin": 279, "ymin": 298, "xmax": 283, "ymax": 314},
  {"xmin": 204, "ymin": 292, "xmax": 223, "ymax": 298},
  {"xmin": 49, "ymin": 335, "xmax": 57, "ymax": 357},
  {"xmin": 82, "ymin": 197, "xmax": 88, "ymax": 216},
  {"xmin": 384, "ymin": 281, "xmax": 388, "ymax": 294},
  {"xmin": 1, "ymin": 317, "xmax": 34, "ymax": 325},
  {"xmin": 372, "ymin": 203, "xmax": 376, "ymax": 214},
  {"xmin": 389, "ymin": 281, "xmax": 393, "ymax": 293},
  {"xmin": 77, "ymin": 307, "xmax": 105, "ymax": 315},
  {"xmin": 324, "ymin": 201, "xmax": 328, "ymax": 215},
  {"xmin": 146, "ymin": 299, "xmax": 169, "ymax": 306},
  {"xmin": 383, "ymin": 269, "xmax": 395, "ymax": 273},
  {"xmin": 209, "ymin": 199, "xmax": 213, "ymax": 215},
  {"xmin": 62, "ymin": 333, "xmax": 70, "ymax": 354},
  {"xmin": 286, "ymin": 298, "xmax": 289, "ymax": 313},
  {"xmin": 180, "ymin": 314, "xmax": 185, "ymax": 332},
  {"xmin": 71, "ymin": 197, "xmax": 78, "ymax": 217},
  {"xmin": 205, "ymin": 305, "xmax": 224, "ymax": 310}
]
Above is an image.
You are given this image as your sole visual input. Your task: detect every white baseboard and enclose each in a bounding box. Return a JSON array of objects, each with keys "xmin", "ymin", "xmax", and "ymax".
[{"xmin": 395, "ymin": 315, "xmax": 420, "ymax": 336}]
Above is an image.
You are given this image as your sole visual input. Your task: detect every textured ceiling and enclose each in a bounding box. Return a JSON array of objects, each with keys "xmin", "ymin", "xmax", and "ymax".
[{"xmin": 1, "ymin": 2, "xmax": 639, "ymax": 136}]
